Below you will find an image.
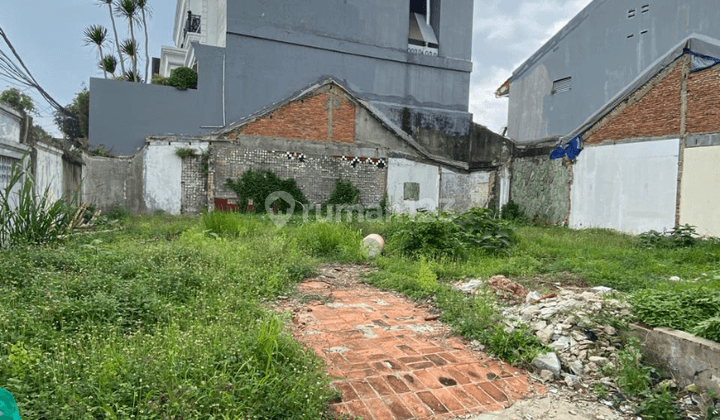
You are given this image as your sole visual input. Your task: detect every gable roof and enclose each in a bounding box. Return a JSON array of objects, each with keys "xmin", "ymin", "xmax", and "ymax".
[
  {"xmin": 214, "ymin": 77, "xmax": 469, "ymax": 170},
  {"xmin": 561, "ymin": 35, "xmax": 720, "ymax": 147}
]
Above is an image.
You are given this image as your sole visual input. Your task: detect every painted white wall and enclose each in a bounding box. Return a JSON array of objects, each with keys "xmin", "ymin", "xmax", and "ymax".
[
  {"xmin": 0, "ymin": 105, "xmax": 21, "ymax": 145},
  {"xmin": 569, "ymin": 139, "xmax": 680, "ymax": 233},
  {"xmin": 440, "ymin": 168, "xmax": 492, "ymax": 212},
  {"xmin": 34, "ymin": 143, "xmax": 64, "ymax": 201},
  {"xmin": 144, "ymin": 140, "xmax": 209, "ymax": 214},
  {"xmin": 680, "ymin": 145, "xmax": 720, "ymax": 237},
  {"xmin": 387, "ymin": 157, "xmax": 440, "ymax": 214}
]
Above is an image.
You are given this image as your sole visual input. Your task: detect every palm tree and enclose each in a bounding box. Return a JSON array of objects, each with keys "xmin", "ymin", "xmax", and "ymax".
[
  {"xmin": 136, "ymin": 0, "xmax": 152, "ymax": 83},
  {"xmin": 100, "ymin": 55, "xmax": 118, "ymax": 78},
  {"xmin": 84, "ymin": 25, "xmax": 109, "ymax": 78},
  {"xmin": 115, "ymin": 0, "xmax": 140, "ymax": 82},
  {"xmin": 120, "ymin": 39, "xmax": 140, "ymax": 82},
  {"xmin": 97, "ymin": 0, "xmax": 126, "ymax": 76}
]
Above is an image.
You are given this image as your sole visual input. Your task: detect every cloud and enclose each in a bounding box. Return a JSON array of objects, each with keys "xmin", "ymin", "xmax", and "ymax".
[{"xmin": 470, "ymin": 0, "xmax": 592, "ymax": 132}]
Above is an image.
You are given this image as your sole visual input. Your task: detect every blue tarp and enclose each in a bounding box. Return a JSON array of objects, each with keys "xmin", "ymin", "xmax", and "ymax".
[{"xmin": 550, "ymin": 136, "xmax": 581, "ymax": 160}]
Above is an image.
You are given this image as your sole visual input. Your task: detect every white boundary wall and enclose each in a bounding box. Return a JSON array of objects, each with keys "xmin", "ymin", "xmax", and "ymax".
[
  {"xmin": 569, "ymin": 139, "xmax": 679, "ymax": 233},
  {"xmin": 387, "ymin": 157, "xmax": 440, "ymax": 214}
]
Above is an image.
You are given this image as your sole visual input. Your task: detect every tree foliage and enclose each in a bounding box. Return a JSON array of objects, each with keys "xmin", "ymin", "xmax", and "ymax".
[
  {"xmin": 164, "ymin": 67, "xmax": 197, "ymax": 89},
  {"xmin": 54, "ymin": 89, "xmax": 89, "ymax": 140},
  {"xmin": 0, "ymin": 87, "xmax": 35, "ymax": 114}
]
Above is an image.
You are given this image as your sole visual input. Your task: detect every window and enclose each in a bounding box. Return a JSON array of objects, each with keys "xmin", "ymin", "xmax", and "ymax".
[
  {"xmin": 408, "ymin": 0, "xmax": 438, "ymax": 56},
  {"xmin": 552, "ymin": 77, "xmax": 572, "ymax": 94},
  {"xmin": 641, "ymin": 4, "xmax": 650, "ymax": 13},
  {"xmin": 404, "ymin": 182, "xmax": 420, "ymax": 201},
  {"xmin": 628, "ymin": 9, "xmax": 636, "ymax": 18}
]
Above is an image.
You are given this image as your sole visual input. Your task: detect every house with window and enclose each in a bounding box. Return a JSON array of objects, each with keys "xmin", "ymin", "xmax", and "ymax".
[
  {"xmin": 497, "ymin": 0, "xmax": 720, "ymax": 236},
  {"xmin": 86, "ymin": 0, "xmax": 515, "ymax": 216}
]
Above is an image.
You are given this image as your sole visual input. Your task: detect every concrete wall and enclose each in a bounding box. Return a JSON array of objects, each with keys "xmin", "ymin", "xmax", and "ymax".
[
  {"xmin": 439, "ymin": 168, "xmax": 492, "ymax": 212},
  {"xmin": 680, "ymin": 144, "xmax": 720, "ymax": 237},
  {"xmin": 0, "ymin": 104, "xmax": 22, "ymax": 145},
  {"xmin": 510, "ymin": 155, "xmax": 571, "ymax": 224},
  {"xmin": 82, "ymin": 153, "xmax": 145, "ymax": 213},
  {"xmin": 89, "ymin": 44, "xmax": 225, "ymax": 155},
  {"xmin": 507, "ymin": 0, "xmax": 720, "ymax": 142},
  {"xmin": 223, "ymin": 0, "xmax": 473, "ymax": 126},
  {"xmin": 144, "ymin": 139, "xmax": 209, "ymax": 215},
  {"xmin": 34, "ymin": 143, "xmax": 64, "ymax": 201},
  {"xmin": 0, "ymin": 104, "xmax": 28, "ymax": 209},
  {"xmin": 569, "ymin": 139, "xmax": 680, "ymax": 233},
  {"xmin": 387, "ymin": 157, "xmax": 440, "ymax": 214}
]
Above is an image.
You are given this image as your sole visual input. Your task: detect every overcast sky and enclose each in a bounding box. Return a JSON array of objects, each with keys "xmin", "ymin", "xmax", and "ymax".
[{"xmin": 2, "ymin": 0, "xmax": 591, "ymax": 137}]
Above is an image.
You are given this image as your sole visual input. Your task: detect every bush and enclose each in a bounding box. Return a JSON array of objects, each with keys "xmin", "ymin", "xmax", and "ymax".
[
  {"xmin": 325, "ymin": 180, "xmax": 360, "ymax": 206},
  {"xmin": 164, "ymin": 66, "xmax": 197, "ymax": 89},
  {"xmin": 630, "ymin": 288, "xmax": 720, "ymax": 340},
  {"xmin": 639, "ymin": 224, "xmax": 698, "ymax": 249},
  {"xmin": 500, "ymin": 200, "xmax": 525, "ymax": 221},
  {"xmin": 386, "ymin": 208, "xmax": 515, "ymax": 259},
  {"xmin": 0, "ymin": 158, "xmax": 74, "ymax": 248},
  {"xmin": 54, "ymin": 88, "xmax": 89, "ymax": 140},
  {"xmin": 225, "ymin": 169, "xmax": 307, "ymax": 214},
  {"xmin": 0, "ymin": 88, "xmax": 35, "ymax": 114}
]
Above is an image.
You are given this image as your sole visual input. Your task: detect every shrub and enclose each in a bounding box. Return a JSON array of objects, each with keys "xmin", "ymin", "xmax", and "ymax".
[
  {"xmin": 164, "ymin": 66, "xmax": 197, "ymax": 89},
  {"xmin": 0, "ymin": 88, "xmax": 35, "ymax": 114},
  {"xmin": 639, "ymin": 224, "xmax": 698, "ymax": 249},
  {"xmin": 225, "ymin": 169, "xmax": 307, "ymax": 214},
  {"xmin": 0, "ymin": 158, "xmax": 74, "ymax": 248},
  {"xmin": 291, "ymin": 221, "xmax": 364, "ymax": 262},
  {"xmin": 630, "ymin": 288, "xmax": 720, "ymax": 340},
  {"xmin": 325, "ymin": 180, "xmax": 360, "ymax": 206},
  {"xmin": 690, "ymin": 317, "xmax": 720, "ymax": 342},
  {"xmin": 500, "ymin": 200, "xmax": 525, "ymax": 221},
  {"xmin": 175, "ymin": 147, "xmax": 197, "ymax": 158}
]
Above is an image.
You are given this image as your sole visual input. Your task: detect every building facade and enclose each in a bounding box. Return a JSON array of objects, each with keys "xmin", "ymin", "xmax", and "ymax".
[{"xmin": 500, "ymin": 0, "xmax": 720, "ymax": 143}]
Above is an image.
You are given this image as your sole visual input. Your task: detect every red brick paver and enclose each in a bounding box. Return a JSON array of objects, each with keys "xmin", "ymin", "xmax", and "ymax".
[{"xmin": 278, "ymin": 266, "xmax": 544, "ymax": 419}]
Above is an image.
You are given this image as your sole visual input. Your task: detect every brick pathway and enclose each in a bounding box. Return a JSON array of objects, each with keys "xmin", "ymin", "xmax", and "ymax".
[{"xmin": 277, "ymin": 265, "xmax": 544, "ymax": 420}]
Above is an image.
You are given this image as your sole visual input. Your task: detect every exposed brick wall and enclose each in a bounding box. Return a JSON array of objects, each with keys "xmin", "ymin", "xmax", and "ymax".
[
  {"xmin": 225, "ymin": 88, "xmax": 356, "ymax": 143},
  {"xmin": 181, "ymin": 155, "xmax": 207, "ymax": 214},
  {"xmin": 686, "ymin": 64, "xmax": 720, "ymax": 134},
  {"xmin": 211, "ymin": 143, "xmax": 386, "ymax": 207},
  {"xmin": 585, "ymin": 63, "xmax": 682, "ymax": 144}
]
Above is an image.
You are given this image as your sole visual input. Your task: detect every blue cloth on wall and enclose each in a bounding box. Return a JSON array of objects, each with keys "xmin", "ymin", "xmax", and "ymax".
[{"xmin": 550, "ymin": 136, "xmax": 581, "ymax": 160}]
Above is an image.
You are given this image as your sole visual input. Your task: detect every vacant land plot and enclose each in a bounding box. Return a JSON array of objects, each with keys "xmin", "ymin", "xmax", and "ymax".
[{"xmin": 0, "ymin": 211, "xmax": 717, "ymax": 418}]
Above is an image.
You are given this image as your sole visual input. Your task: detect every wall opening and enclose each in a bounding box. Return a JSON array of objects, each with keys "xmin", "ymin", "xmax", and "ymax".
[
  {"xmin": 408, "ymin": 0, "xmax": 438, "ymax": 56},
  {"xmin": 552, "ymin": 77, "xmax": 572, "ymax": 94},
  {"xmin": 404, "ymin": 182, "xmax": 420, "ymax": 201}
]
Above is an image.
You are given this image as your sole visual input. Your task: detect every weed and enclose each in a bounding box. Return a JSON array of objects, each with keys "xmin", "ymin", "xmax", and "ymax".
[
  {"xmin": 635, "ymin": 386, "xmax": 684, "ymax": 420},
  {"xmin": 291, "ymin": 221, "xmax": 364, "ymax": 262},
  {"xmin": 325, "ymin": 180, "xmax": 360, "ymax": 206},
  {"xmin": 226, "ymin": 169, "xmax": 307, "ymax": 213},
  {"xmin": 174, "ymin": 147, "xmax": 197, "ymax": 158},
  {"xmin": 630, "ymin": 288, "xmax": 720, "ymax": 340},
  {"xmin": 690, "ymin": 317, "xmax": 720, "ymax": 342},
  {"xmin": 501, "ymin": 200, "xmax": 526, "ymax": 221},
  {"xmin": 614, "ymin": 338, "xmax": 652, "ymax": 397},
  {"xmin": 639, "ymin": 224, "xmax": 698, "ymax": 249},
  {"xmin": 708, "ymin": 402, "xmax": 720, "ymax": 420},
  {"xmin": 593, "ymin": 382, "xmax": 609, "ymax": 399}
]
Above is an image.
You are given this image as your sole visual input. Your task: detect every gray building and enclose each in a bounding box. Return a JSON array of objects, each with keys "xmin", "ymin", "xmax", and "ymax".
[
  {"xmin": 500, "ymin": 0, "xmax": 720, "ymax": 143},
  {"xmin": 90, "ymin": 0, "xmax": 475, "ymax": 155}
]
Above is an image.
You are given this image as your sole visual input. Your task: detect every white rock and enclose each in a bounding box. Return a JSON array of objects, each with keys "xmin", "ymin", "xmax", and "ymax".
[
  {"xmin": 362, "ymin": 234, "xmax": 385, "ymax": 257},
  {"xmin": 536, "ymin": 325, "xmax": 554, "ymax": 343},
  {"xmin": 525, "ymin": 290, "xmax": 541, "ymax": 303},
  {"xmin": 568, "ymin": 360, "xmax": 584, "ymax": 376},
  {"xmin": 531, "ymin": 320, "xmax": 548, "ymax": 331},
  {"xmin": 540, "ymin": 369, "xmax": 555, "ymax": 382},
  {"xmin": 550, "ymin": 336, "xmax": 572, "ymax": 352},
  {"xmin": 532, "ymin": 352, "xmax": 562, "ymax": 377},
  {"xmin": 604, "ymin": 325, "xmax": 617, "ymax": 336},
  {"xmin": 589, "ymin": 356, "xmax": 609, "ymax": 365}
]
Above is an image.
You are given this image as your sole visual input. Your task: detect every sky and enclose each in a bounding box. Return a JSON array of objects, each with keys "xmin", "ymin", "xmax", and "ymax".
[{"xmin": 1, "ymin": 0, "xmax": 592, "ymax": 137}]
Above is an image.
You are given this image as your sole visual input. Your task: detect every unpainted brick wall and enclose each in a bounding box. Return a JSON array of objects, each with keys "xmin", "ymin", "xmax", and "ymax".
[
  {"xmin": 585, "ymin": 62, "xmax": 683, "ymax": 144},
  {"xmin": 226, "ymin": 88, "xmax": 356, "ymax": 143},
  {"xmin": 181, "ymin": 155, "xmax": 207, "ymax": 214},
  {"xmin": 510, "ymin": 156, "xmax": 571, "ymax": 224},
  {"xmin": 211, "ymin": 143, "xmax": 386, "ymax": 208},
  {"xmin": 686, "ymin": 64, "xmax": 720, "ymax": 134}
]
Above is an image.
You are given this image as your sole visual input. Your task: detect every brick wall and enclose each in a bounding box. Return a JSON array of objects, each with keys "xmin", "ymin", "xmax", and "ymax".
[
  {"xmin": 585, "ymin": 62, "xmax": 682, "ymax": 144},
  {"xmin": 225, "ymin": 87, "xmax": 356, "ymax": 143},
  {"xmin": 211, "ymin": 143, "xmax": 386, "ymax": 208},
  {"xmin": 686, "ymin": 63, "xmax": 720, "ymax": 134},
  {"xmin": 181, "ymin": 155, "xmax": 207, "ymax": 214}
]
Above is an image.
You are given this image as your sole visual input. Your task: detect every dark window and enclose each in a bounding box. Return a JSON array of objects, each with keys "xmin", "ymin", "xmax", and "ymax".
[
  {"xmin": 410, "ymin": 0, "xmax": 427, "ymax": 16},
  {"xmin": 404, "ymin": 183, "xmax": 420, "ymax": 201},
  {"xmin": 642, "ymin": 4, "xmax": 649, "ymax": 13},
  {"xmin": 628, "ymin": 9, "xmax": 636, "ymax": 18},
  {"xmin": 640, "ymin": 30, "xmax": 648, "ymax": 35}
]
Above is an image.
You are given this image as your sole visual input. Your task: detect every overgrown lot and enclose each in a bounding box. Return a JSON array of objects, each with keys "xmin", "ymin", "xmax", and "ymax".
[{"xmin": 1, "ymin": 207, "xmax": 718, "ymax": 418}]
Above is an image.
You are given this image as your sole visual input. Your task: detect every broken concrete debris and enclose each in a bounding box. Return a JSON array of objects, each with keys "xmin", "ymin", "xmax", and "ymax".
[{"xmin": 361, "ymin": 234, "xmax": 384, "ymax": 258}]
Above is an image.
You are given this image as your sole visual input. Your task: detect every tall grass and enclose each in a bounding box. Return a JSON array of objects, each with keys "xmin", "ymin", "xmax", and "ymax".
[{"xmin": 0, "ymin": 158, "xmax": 74, "ymax": 248}]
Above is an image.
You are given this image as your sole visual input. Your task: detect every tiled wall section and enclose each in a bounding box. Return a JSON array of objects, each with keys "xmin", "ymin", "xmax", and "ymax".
[
  {"xmin": 510, "ymin": 156, "xmax": 571, "ymax": 224},
  {"xmin": 181, "ymin": 155, "xmax": 208, "ymax": 214},
  {"xmin": 211, "ymin": 143, "xmax": 387, "ymax": 207}
]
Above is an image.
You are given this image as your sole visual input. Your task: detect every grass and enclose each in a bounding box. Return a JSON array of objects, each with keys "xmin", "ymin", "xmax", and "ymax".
[{"xmin": 1, "ymin": 210, "xmax": 717, "ymax": 418}]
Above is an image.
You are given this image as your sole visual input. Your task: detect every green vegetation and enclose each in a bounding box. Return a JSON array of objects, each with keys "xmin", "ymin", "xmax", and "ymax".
[
  {"xmin": 325, "ymin": 180, "xmax": 360, "ymax": 206},
  {"xmin": 174, "ymin": 147, "xmax": 197, "ymax": 158},
  {"xmin": 0, "ymin": 88, "xmax": 35, "ymax": 114},
  {"xmin": 165, "ymin": 66, "xmax": 198, "ymax": 90},
  {"xmin": 225, "ymin": 169, "xmax": 307, "ymax": 213},
  {"xmin": 1, "ymin": 205, "xmax": 718, "ymax": 417},
  {"xmin": 54, "ymin": 88, "xmax": 89, "ymax": 140}
]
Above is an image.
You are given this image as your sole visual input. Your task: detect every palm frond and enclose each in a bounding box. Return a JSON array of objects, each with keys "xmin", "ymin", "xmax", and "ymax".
[
  {"xmin": 120, "ymin": 39, "xmax": 138, "ymax": 57},
  {"xmin": 100, "ymin": 55, "xmax": 118, "ymax": 75},
  {"xmin": 114, "ymin": 0, "xmax": 138, "ymax": 20},
  {"xmin": 124, "ymin": 70, "xmax": 142, "ymax": 82},
  {"xmin": 83, "ymin": 25, "xmax": 108, "ymax": 47}
]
